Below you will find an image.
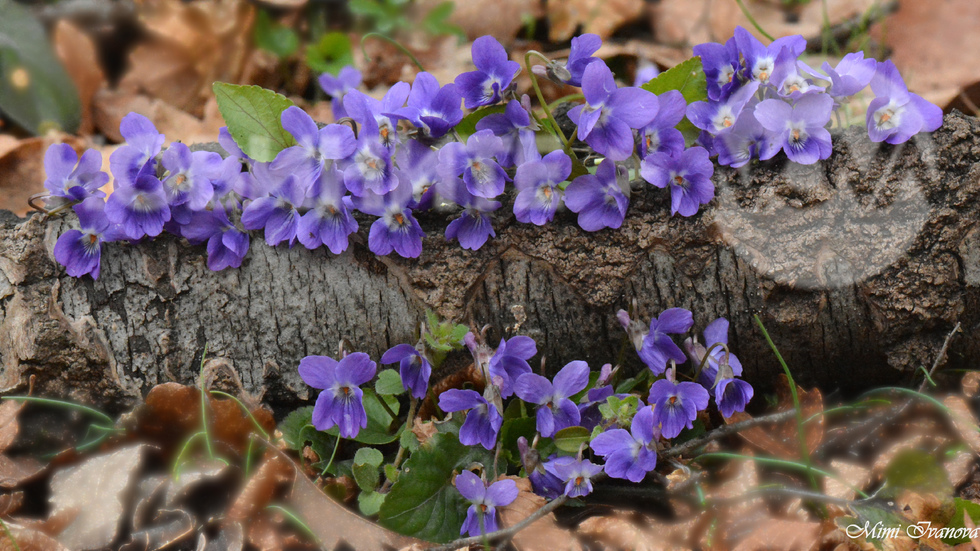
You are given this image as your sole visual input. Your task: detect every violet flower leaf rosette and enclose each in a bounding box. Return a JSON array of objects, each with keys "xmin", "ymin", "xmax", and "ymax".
[
  {"xmin": 454, "ymin": 36, "xmax": 521, "ymax": 109},
  {"xmin": 866, "ymin": 60, "xmax": 943, "ymax": 145},
  {"xmin": 589, "ymin": 405, "xmax": 659, "ymax": 482},
  {"xmin": 298, "ymin": 352, "xmax": 377, "ymax": 439},
  {"xmin": 514, "ymin": 360, "xmax": 590, "ymax": 437},
  {"xmin": 380, "ymin": 343, "xmax": 432, "ymax": 400},
  {"xmin": 648, "ymin": 378, "xmax": 709, "ymax": 439},
  {"xmin": 567, "ymin": 61, "xmax": 660, "ymax": 161},
  {"xmin": 635, "ymin": 308, "xmax": 693, "ymax": 375},
  {"xmin": 438, "ymin": 389, "xmax": 503, "ymax": 450},
  {"xmin": 455, "ymin": 470, "xmax": 518, "ymax": 537}
]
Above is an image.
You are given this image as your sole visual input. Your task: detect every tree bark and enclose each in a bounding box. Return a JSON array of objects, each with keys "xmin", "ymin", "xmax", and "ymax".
[{"xmin": 2, "ymin": 112, "xmax": 980, "ymax": 411}]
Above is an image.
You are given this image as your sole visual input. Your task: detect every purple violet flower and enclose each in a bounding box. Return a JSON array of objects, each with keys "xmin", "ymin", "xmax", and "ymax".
[
  {"xmin": 299, "ymin": 352, "xmax": 376, "ymax": 438},
  {"xmin": 733, "ymin": 26, "xmax": 806, "ymax": 86},
  {"xmin": 487, "ymin": 336, "xmax": 537, "ymax": 398},
  {"xmin": 438, "ymin": 129, "xmax": 507, "ymax": 199},
  {"xmin": 381, "ymin": 343, "xmax": 432, "ymax": 400},
  {"xmin": 343, "ymin": 83, "xmax": 410, "ymax": 150},
  {"xmin": 716, "ymin": 377, "xmax": 754, "ymax": 418},
  {"xmin": 687, "ymin": 81, "xmax": 760, "ymax": 136},
  {"xmin": 455, "ymin": 471, "xmax": 518, "ymax": 537},
  {"xmin": 438, "ymin": 178, "xmax": 501, "ymax": 250},
  {"xmin": 755, "ymin": 93, "xmax": 834, "ymax": 164},
  {"xmin": 109, "ymin": 113, "xmax": 165, "ymax": 187},
  {"xmin": 352, "ymin": 174, "xmax": 425, "ymax": 258},
  {"xmin": 344, "ymin": 136, "xmax": 398, "ymax": 197},
  {"xmin": 567, "ymin": 61, "xmax": 660, "ymax": 161},
  {"xmin": 518, "ymin": 437, "xmax": 564, "ymax": 499},
  {"xmin": 439, "ymin": 389, "xmax": 503, "ymax": 449},
  {"xmin": 240, "ymin": 176, "xmax": 305, "ymax": 246},
  {"xmin": 638, "ymin": 90, "xmax": 687, "ymax": 158},
  {"xmin": 866, "ymin": 60, "xmax": 943, "ymax": 145},
  {"xmin": 475, "ymin": 99, "xmax": 537, "ymax": 168},
  {"xmin": 514, "ymin": 360, "xmax": 590, "ymax": 437},
  {"xmin": 319, "ymin": 66, "xmax": 362, "ymax": 119},
  {"xmin": 105, "ymin": 173, "xmax": 171, "ymax": 239},
  {"xmin": 648, "ymin": 377, "xmax": 709, "ymax": 439},
  {"xmin": 564, "ymin": 33, "xmax": 602, "ymax": 87},
  {"xmin": 160, "ymin": 143, "xmax": 221, "ymax": 211},
  {"xmin": 391, "ymin": 72, "xmax": 463, "ymax": 139},
  {"xmin": 636, "ymin": 308, "xmax": 693, "ymax": 375},
  {"xmin": 396, "ymin": 140, "xmax": 440, "ymax": 211},
  {"xmin": 693, "ymin": 37, "xmax": 740, "ymax": 101},
  {"xmin": 182, "ymin": 204, "xmax": 250, "ymax": 271},
  {"xmin": 298, "ymin": 166, "xmax": 358, "ymax": 253},
  {"xmin": 633, "ymin": 62, "xmax": 660, "ymax": 87},
  {"xmin": 513, "ymin": 150, "xmax": 570, "ymax": 225},
  {"xmin": 818, "ymin": 52, "xmax": 876, "ymax": 99},
  {"xmin": 455, "ymin": 36, "xmax": 521, "ymax": 109},
  {"xmin": 218, "ymin": 126, "xmax": 250, "ymax": 162},
  {"xmin": 640, "ymin": 147, "xmax": 715, "ymax": 217},
  {"xmin": 44, "ymin": 144, "xmax": 108, "ymax": 204},
  {"xmin": 547, "ymin": 457, "xmax": 603, "ymax": 498},
  {"xmin": 271, "ymin": 107, "xmax": 357, "ymax": 189},
  {"xmin": 590, "ymin": 405, "xmax": 658, "ymax": 482},
  {"xmin": 564, "ymin": 159, "xmax": 629, "ymax": 231},
  {"xmin": 54, "ymin": 197, "xmax": 123, "ymax": 279},
  {"xmin": 686, "ymin": 317, "xmax": 743, "ymax": 388},
  {"xmin": 713, "ymin": 109, "xmax": 779, "ymax": 168}
]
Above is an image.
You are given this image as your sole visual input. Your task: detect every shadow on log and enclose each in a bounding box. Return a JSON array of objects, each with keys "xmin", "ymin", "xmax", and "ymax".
[{"xmin": 2, "ymin": 112, "xmax": 980, "ymax": 411}]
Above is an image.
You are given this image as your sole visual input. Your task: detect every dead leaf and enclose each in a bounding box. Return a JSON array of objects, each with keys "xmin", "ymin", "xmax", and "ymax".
[
  {"xmin": 945, "ymin": 449, "xmax": 976, "ymax": 488},
  {"xmin": 824, "ymin": 461, "xmax": 871, "ymax": 501},
  {"xmin": 963, "ymin": 372, "xmax": 980, "ymax": 398},
  {"xmin": 0, "ymin": 135, "xmax": 87, "ymax": 216},
  {"xmin": 732, "ymin": 519, "xmax": 823, "ymax": 551},
  {"xmin": 119, "ymin": 509, "xmax": 195, "ymax": 551},
  {"xmin": 93, "ymin": 90, "xmax": 224, "ymax": 146},
  {"xmin": 0, "ymin": 491, "xmax": 24, "ymax": 516},
  {"xmin": 0, "ymin": 455, "xmax": 45, "ymax": 488},
  {"xmin": 0, "ymin": 399, "xmax": 25, "ymax": 453},
  {"xmin": 497, "ymin": 476, "xmax": 582, "ymax": 551},
  {"xmin": 52, "ymin": 20, "xmax": 106, "ymax": 136},
  {"xmin": 944, "ymin": 395, "xmax": 980, "ymax": 455},
  {"xmin": 548, "ymin": 0, "xmax": 646, "ymax": 42},
  {"xmin": 197, "ymin": 522, "xmax": 244, "ymax": 551},
  {"xmin": 417, "ymin": 0, "xmax": 541, "ymax": 43},
  {"xmin": 411, "ymin": 418, "xmax": 438, "ymax": 447},
  {"xmin": 726, "ymin": 374, "xmax": 824, "ymax": 459},
  {"xmin": 962, "ymin": 508, "xmax": 980, "ymax": 550},
  {"xmin": 227, "ymin": 453, "xmax": 293, "ymax": 523},
  {"xmin": 576, "ymin": 510, "xmax": 707, "ymax": 551},
  {"xmin": 48, "ymin": 444, "xmax": 148, "ymax": 550},
  {"xmin": 0, "ymin": 522, "xmax": 71, "ymax": 551}
]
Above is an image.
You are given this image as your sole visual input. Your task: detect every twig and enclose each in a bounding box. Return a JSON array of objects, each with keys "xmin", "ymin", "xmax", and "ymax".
[
  {"xmin": 662, "ymin": 409, "xmax": 795, "ymax": 459},
  {"xmin": 918, "ymin": 322, "xmax": 961, "ymax": 392},
  {"xmin": 427, "ymin": 494, "xmax": 569, "ymax": 551}
]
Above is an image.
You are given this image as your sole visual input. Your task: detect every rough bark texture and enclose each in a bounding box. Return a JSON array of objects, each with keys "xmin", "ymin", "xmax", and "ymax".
[{"xmin": 2, "ymin": 112, "xmax": 980, "ymax": 412}]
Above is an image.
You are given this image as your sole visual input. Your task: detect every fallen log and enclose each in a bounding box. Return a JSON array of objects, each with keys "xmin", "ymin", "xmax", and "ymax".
[{"xmin": 2, "ymin": 112, "xmax": 979, "ymax": 411}]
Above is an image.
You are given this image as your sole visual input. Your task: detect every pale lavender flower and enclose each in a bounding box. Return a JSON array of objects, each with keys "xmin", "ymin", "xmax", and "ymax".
[
  {"xmin": 564, "ymin": 159, "xmax": 629, "ymax": 231},
  {"xmin": 513, "ymin": 150, "xmax": 570, "ymax": 225},
  {"xmin": 299, "ymin": 352, "xmax": 377, "ymax": 438}
]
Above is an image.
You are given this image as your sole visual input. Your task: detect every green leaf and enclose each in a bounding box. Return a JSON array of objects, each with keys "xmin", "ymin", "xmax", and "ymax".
[
  {"xmin": 454, "ymin": 105, "xmax": 507, "ymax": 139},
  {"xmin": 376, "ymin": 370, "xmax": 406, "ymax": 396},
  {"xmin": 279, "ymin": 406, "xmax": 315, "ymax": 450},
  {"xmin": 883, "ymin": 449, "xmax": 952, "ymax": 496},
  {"xmin": 599, "ymin": 395, "xmax": 639, "ymax": 424},
  {"xmin": 354, "ymin": 447, "xmax": 384, "ymax": 467},
  {"xmin": 399, "ymin": 428, "xmax": 420, "ymax": 452},
  {"xmin": 353, "ymin": 447, "xmax": 384, "ymax": 491},
  {"xmin": 212, "ymin": 82, "xmax": 296, "ymax": 163},
  {"xmin": 306, "ymin": 32, "xmax": 354, "ymax": 76},
  {"xmin": 358, "ymin": 490, "xmax": 386, "ymax": 516},
  {"xmin": 384, "ymin": 463, "xmax": 400, "ymax": 484},
  {"xmin": 0, "ymin": 0, "xmax": 80, "ymax": 134},
  {"xmin": 378, "ymin": 432, "xmax": 492, "ymax": 542},
  {"xmin": 553, "ymin": 426, "xmax": 591, "ymax": 453},
  {"xmin": 499, "ymin": 417, "xmax": 537, "ymax": 465},
  {"xmin": 641, "ymin": 57, "xmax": 708, "ymax": 146},
  {"xmin": 569, "ymin": 371, "xmax": 599, "ymax": 404},
  {"xmin": 941, "ymin": 498, "xmax": 980, "ymax": 544},
  {"xmin": 325, "ymin": 389, "xmax": 402, "ymax": 445},
  {"xmin": 253, "ymin": 10, "xmax": 299, "ymax": 58}
]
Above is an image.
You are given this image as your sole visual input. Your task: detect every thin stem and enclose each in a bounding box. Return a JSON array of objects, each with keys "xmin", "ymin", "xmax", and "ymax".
[
  {"xmin": 918, "ymin": 322, "xmax": 961, "ymax": 393},
  {"xmin": 547, "ymin": 93, "xmax": 584, "ymax": 111},
  {"xmin": 377, "ymin": 394, "xmax": 399, "ymax": 423},
  {"xmin": 694, "ymin": 452, "xmax": 869, "ymax": 499},
  {"xmin": 172, "ymin": 431, "xmax": 206, "ymax": 479},
  {"xmin": 734, "ymin": 0, "xmax": 775, "ymax": 41},
  {"xmin": 662, "ymin": 409, "xmax": 795, "ymax": 458},
  {"xmin": 802, "ymin": 400, "xmax": 891, "ymax": 425},
  {"xmin": 319, "ymin": 436, "xmax": 341, "ymax": 477},
  {"xmin": 360, "ymin": 33, "xmax": 425, "ymax": 71},
  {"xmin": 209, "ymin": 390, "xmax": 270, "ymax": 438},
  {"xmin": 380, "ymin": 397, "xmax": 417, "ymax": 493},
  {"xmin": 266, "ymin": 505, "xmax": 321, "ymax": 544},
  {"xmin": 524, "ymin": 51, "xmax": 572, "ymax": 152},
  {"xmin": 0, "ymin": 518, "xmax": 20, "ymax": 551},
  {"xmin": 2, "ymin": 396, "xmax": 114, "ymax": 427}
]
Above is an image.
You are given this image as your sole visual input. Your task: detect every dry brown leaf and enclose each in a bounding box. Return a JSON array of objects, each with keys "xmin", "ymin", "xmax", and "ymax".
[
  {"xmin": 0, "ymin": 491, "xmax": 24, "ymax": 516},
  {"xmin": 49, "ymin": 444, "xmax": 148, "ymax": 550},
  {"xmin": 576, "ymin": 510, "xmax": 707, "ymax": 551},
  {"xmin": 944, "ymin": 395, "xmax": 980, "ymax": 455},
  {"xmin": 731, "ymin": 519, "xmax": 822, "ymax": 551},
  {"xmin": 411, "ymin": 418, "xmax": 438, "ymax": 447},
  {"xmin": 0, "ymin": 522, "xmax": 71, "ymax": 551},
  {"xmin": 119, "ymin": 509, "xmax": 196, "ymax": 551},
  {"xmin": 52, "ymin": 20, "xmax": 106, "ymax": 136},
  {"xmin": 0, "ymin": 135, "xmax": 87, "ymax": 216},
  {"xmin": 93, "ymin": 90, "xmax": 224, "ymax": 146},
  {"xmin": 945, "ymin": 449, "xmax": 976, "ymax": 488},
  {"xmin": 227, "ymin": 453, "xmax": 294, "ymax": 523},
  {"xmin": 497, "ymin": 476, "xmax": 581, "ymax": 551},
  {"xmin": 196, "ymin": 522, "xmax": 244, "ymax": 551},
  {"xmin": 726, "ymin": 374, "xmax": 824, "ymax": 459},
  {"xmin": 418, "ymin": 0, "xmax": 541, "ymax": 43},
  {"xmin": 0, "ymin": 455, "xmax": 45, "ymax": 488},
  {"xmin": 963, "ymin": 372, "xmax": 980, "ymax": 398},
  {"xmin": 962, "ymin": 507, "xmax": 980, "ymax": 550},
  {"xmin": 548, "ymin": 0, "xmax": 646, "ymax": 42},
  {"xmin": 824, "ymin": 460, "xmax": 871, "ymax": 501},
  {"xmin": 0, "ymin": 399, "xmax": 25, "ymax": 453}
]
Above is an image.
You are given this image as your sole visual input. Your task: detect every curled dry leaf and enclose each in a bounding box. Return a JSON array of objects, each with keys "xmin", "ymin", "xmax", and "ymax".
[
  {"xmin": 725, "ymin": 374, "xmax": 824, "ymax": 460},
  {"xmin": 52, "ymin": 20, "xmax": 106, "ymax": 136},
  {"xmin": 93, "ymin": 91, "xmax": 225, "ymax": 146},
  {"xmin": 497, "ymin": 475, "xmax": 582, "ymax": 551},
  {"xmin": 119, "ymin": 509, "xmax": 196, "ymax": 551},
  {"xmin": 0, "ymin": 399, "xmax": 25, "ymax": 453},
  {"xmin": 548, "ymin": 0, "xmax": 646, "ymax": 42},
  {"xmin": 411, "ymin": 418, "xmax": 438, "ymax": 447},
  {"xmin": 0, "ymin": 455, "xmax": 45, "ymax": 489},
  {"xmin": 943, "ymin": 395, "xmax": 980, "ymax": 455},
  {"xmin": 0, "ymin": 522, "xmax": 71, "ymax": 551},
  {"xmin": 0, "ymin": 491, "xmax": 23, "ymax": 516},
  {"xmin": 227, "ymin": 452, "xmax": 294, "ymax": 523}
]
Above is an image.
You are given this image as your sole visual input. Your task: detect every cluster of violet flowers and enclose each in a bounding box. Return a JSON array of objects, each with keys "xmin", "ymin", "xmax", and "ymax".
[
  {"xmin": 296, "ymin": 307, "xmax": 751, "ymax": 538},
  {"xmin": 46, "ymin": 28, "xmax": 942, "ymax": 281}
]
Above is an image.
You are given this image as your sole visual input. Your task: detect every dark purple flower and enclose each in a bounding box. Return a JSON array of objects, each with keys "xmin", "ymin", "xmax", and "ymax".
[
  {"xmin": 438, "ymin": 129, "xmax": 507, "ymax": 199},
  {"xmin": 299, "ymin": 352, "xmax": 376, "ymax": 438},
  {"xmin": 455, "ymin": 36, "xmax": 521, "ymax": 109},
  {"xmin": 344, "ymin": 136, "xmax": 398, "ymax": 197},
  {"xmin": 381, "ymin": 343, "xmax": 432, "ymax": 400},
  {"xmin": 564, "ymin": 159, "xmax": 629, "ymax": 231},
  {"xmin": 438, "ymin": 178, "xmax": 501, "ymax": 250},
  {"xmin": 713, "ymin": 109, "xmax": 779, "ymax": 168},
  {"xmin": 109, "ymin": 113, "xmax": 165, "ymax": 186},
  {"xmin": 182, "ymin": 204, "xmax": 250, "ymax": 271},
  {"xmin": 271, "ymin": 107, "xmax": 357, "ymax": 189},
  {"xmin": 517, "ymin": 437, "xmax": 564, "ymax": 499},
  {"xmin": 567, "ymin": 61, "xmax": 660, "ymax": 161},
  {"xmin": 455, "ymin": 470, "xmax": 518, "ymax": 536},
  {"xmin": 816, "ymin": 52, "xmax": 876, "ymax": 99},
  {"xmin": 352, "ymin": 174, "xmax": 425, "ymax": 258},
  {"xmin": 733, "ymin": 26, "xmax": 806, "ymax": 86},
  {"xmin": 395, "ymin": 140, "xmax": 440, "ymax": 210},
  {"xmin": 547, "ymin": 457, "xmax": 603, "ymax": 498},
  {"xmin": 866, "ymin": 60, "xmax": 943, "ymax": 145},
  {"xmin": 105, "ymin": 173, "xmax": 171, "ymax": 238},
  {"xmin": 390, "ymin": 72, "xmax": 463, "ymax": 139},
  {"xmin": 687, "ymin": 81, "xmax": 760, "ymax": 136},
  {"xmin": 54, "ymin": 197, "xmax": 122, "ymax": 279},
  {"xmin": 240, "ymin": 176, "xmax": 305, "ymax": 246},
  {"xmin": 638, "ymin": 90, "xmax": 686, "ymax": 158},
  {"xmin": 344, "ymin": 83, "xmax": 410, "ymax": 150},
  {"xmin": 160, "ymin": 143, "xmax": 221, "ymax": 210},
  {"xmin": 693, "ymin": 37, "xmax": 740, "ymax": 101},
  {"xmin": 487, "ymin": 336, "xmax": 536, "ymax": 398},
  {"xmin": 298, "ymin": 166, "xmax": 358, "ymax": 253},
  {"xmin": 439, "ymin": 389, "xmax": 503, "ymax": 450},
  {"xmin": 640, "ymin": 147, "xmax": 715, "ymax": 217},
  {"xmin": 686, "ymin": 317, "xmax": 743, "ymax": 387},
  {"xmin": 564, "ymin": 33, "xmax": 602, "ymax": 87},
  {"xmin": 636, "ymin": 308, "xmax": 693, "ymax": 375},
  {"xmin": 514, "ymin": 360, "xmax": 589, "ymax": 437},
  {"xmin": 475, "ymin": 99, "xmax": 537, "ymax": 168},
  {"xmin": 755, "ymin": 93, "xmax": 834, "ymax": 164},
  {"xmin": 44, "ymin": 144, "xmax": 108, "ymax": 203},
  {"xmin": 319, "ymin": 66, "xmax": 362, "ymax": 119},
  {"xmin": 590, "ymin": 405, "xmax": 658, "ymax": 482},
  {"xmin": 513, "ymin": 150, "xmax": 570, "ymax": 225},
  {"xmin": 648, "ymin": 378, "xmax": 709, "ymax": 438},
  {"xmin": 715, "ymin": 377, "xmax": 754, "ymax": 418}
]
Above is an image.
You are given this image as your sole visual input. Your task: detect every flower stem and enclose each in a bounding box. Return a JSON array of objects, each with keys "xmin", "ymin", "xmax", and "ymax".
[
  {"xmin": 734, "ymin": 0, "xmax": 775, "ymax": 42},
  {"xmin": 524, "ymin": 51, "xmax": 572, "ymax": 153},
  {"xmin": 320, "ymin": 435, "xmax": 341, "ymax": 477},
  {"xmin": 360, "ymin": 33, "xmax": 425, "ymax": 71}
]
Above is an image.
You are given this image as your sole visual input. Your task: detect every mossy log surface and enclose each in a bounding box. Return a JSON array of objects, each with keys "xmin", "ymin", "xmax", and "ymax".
[{"xmin": 2, "ymin": 112, "xmax": 979, "ymax": 411}]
